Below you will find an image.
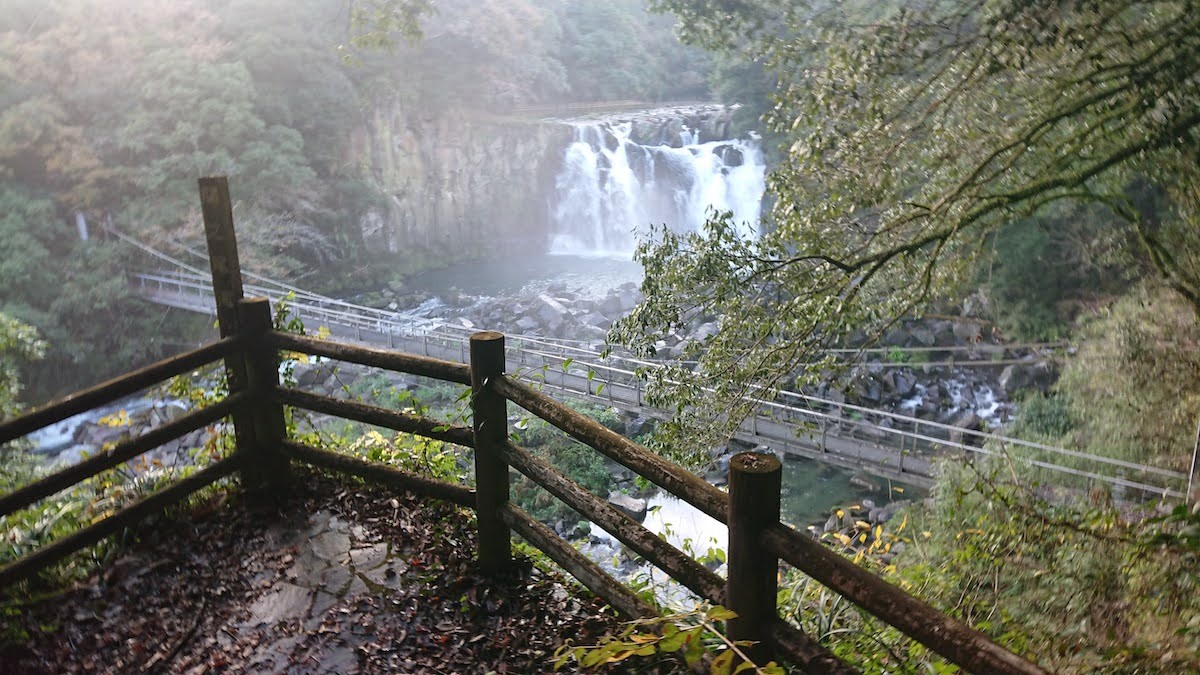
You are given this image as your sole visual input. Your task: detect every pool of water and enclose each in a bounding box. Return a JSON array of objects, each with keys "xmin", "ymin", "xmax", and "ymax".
[
  {"xmin": 596, "ymin": 454, "xmax": 919, "ymax": 563},
  {"xmin": 398, "ymin": 253, "xmax": 643, "ymax": 299}
]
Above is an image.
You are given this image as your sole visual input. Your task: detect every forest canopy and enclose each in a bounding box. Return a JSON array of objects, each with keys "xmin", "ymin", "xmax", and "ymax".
[
  {"xmin": 618, "ymin": 0, "xmax": 1200, "ymax": 449},
  {"xmin": 0, "ymin": 0, "xmax": 711, "ymax": 398}
]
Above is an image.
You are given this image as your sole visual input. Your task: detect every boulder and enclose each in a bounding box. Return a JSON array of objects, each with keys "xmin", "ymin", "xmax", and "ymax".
[
  {"xmin": 617, "ymin": 288, "xmax": 641, "ymax": 312},
  {"xmin": 952, "ymin": 320, "xmax": 982, "ymax": 343},
  {"xmin": 599, "ymin": 293, "xmax": 623, "ymax": 317},
  {"xmin": 999, "ymin": 361, "xmax": 1057, "ymax": 396},
  {"xmin": 624, "ymin": 415, "xmax": 653, "ymax": 438},
  {"xmin": 948, "ymin": 411, "xmax": 985, "ymax": 447},
  {"xmin": 883, "ymin": 327, "xmax": 910, "ymax": 346},
  {"xmin": 536, "ymin": 294, "xmax": 570, "ymax": 332},
  {"xmin": 930, "ymin": 320, "xmax": 956, "ymax": 345},
  {"xmin": 580, "ymin": 312, "xmax": 612, "ymax": 330},
  {"xmin": 909, "ymin": 325, "xmax": 936, "ymax": 347},
  {"xmin": 849, "ymin": 473, "xmax": 881, "ymax": 492},
  {"xmin": 892, "ymin": 371, "xmax": 917, "ymax": 397},
  {"xmin": 295, "ymin": 361, "xmax": 338, "ymax": 388},
  {"xmin": 607, "ymin": 492, "xmax": 648, "ymax": 522}
]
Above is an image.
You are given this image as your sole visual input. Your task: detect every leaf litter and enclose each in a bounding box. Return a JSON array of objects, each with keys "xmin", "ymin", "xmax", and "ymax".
[{"xmin": 2, "ymin": 468, "xmax": 680, "ymax": 673}]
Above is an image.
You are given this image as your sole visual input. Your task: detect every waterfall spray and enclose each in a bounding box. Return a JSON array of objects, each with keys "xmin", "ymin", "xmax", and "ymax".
[{"xmin": 548, "ymin": 120, "xmax": 765, "ymax": 259}]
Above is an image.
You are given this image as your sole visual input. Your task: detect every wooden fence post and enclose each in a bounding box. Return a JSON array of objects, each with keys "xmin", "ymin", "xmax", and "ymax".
[
  {"xmin": 198, "ymin": 177, "xmax": 245, "ymax": 336},
  {"xmin": 198, "ymin": 177, "xmax": 260, "ymax": 476},
  {"xmin": 236, "ymin": 297, "xmax": 291, "ymax": 496},
  {"xmin": 471, "ymin": 331, "xmax": 511, "ymax": 573},
  {"xmin": 727, "ymin": 451, "xmax": 782, "ymax": 666}
]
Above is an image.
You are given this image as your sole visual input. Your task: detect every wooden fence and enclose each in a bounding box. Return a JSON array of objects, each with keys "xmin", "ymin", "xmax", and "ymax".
[{"xmin": 0, "ymin": 178, "xmax": 1048, "ymax": 674}]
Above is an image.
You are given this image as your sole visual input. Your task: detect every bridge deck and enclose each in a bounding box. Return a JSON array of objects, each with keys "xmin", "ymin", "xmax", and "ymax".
[{"xmin": 132, "ymin": 272, "xmax": 1185, "ymax": 500}]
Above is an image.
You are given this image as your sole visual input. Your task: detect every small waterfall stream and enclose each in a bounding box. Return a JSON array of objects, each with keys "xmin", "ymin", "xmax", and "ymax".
[{"xmin": 547, "ymin": 120, "xmax": 765, "ymax": 258}]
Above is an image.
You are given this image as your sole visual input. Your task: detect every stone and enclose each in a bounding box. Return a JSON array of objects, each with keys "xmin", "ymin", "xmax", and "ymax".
[
  {"xmin": 580, "ymin": 312, "xmax": 612, "ymax": 330},
  {"xmin": 892, "ymin": 371, "xmax": 917, "ymax": 397},
  {"xmin": 295, "ymin": 362, "xmax": 337, "ymax": 388},
  {"xmin": 999, "ymin": 361, "xmax": 1057, "ymax": 396},
  {"xmin": 909, "ymin": 325, "xmax": 936, "ymax": 347},
  {"xmin": 849, "ymin": 473, "xmax": 881, "ymax": 492},
  {"xmin": 952, "ymin": 320, "xmax": 982, "ymax": 343},
  {"xmin": 244, "ymin": 583, "xmax": 313, "ymax": 626},
  {"xmin": 949, "ymin": 412, "xmax": 985, "ymax": 447},
  {"xmin": 599, "ymin": 293, "xmax": 623, "ymax": 317},
  {"xmin": 536, "ymin": 294, "xmax": 570, "ymax": 330},
  {"xmin": 607, "ymin": 492, "xmax": 648, "ymax": 522},
  {"xmin": 624, "ymin": 415, "xmax": 652, "ymax": 438},
  {"xmin": 617, "ymin": 288, "xmax": 641, "ymax": 312}
]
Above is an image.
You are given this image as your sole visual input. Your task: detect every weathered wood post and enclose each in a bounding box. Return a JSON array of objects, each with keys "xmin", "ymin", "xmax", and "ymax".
[
  {"xmin": 727, "ymin": 451, "xmax": 782, "ymax": 666},
  {"xmin": 470, "ymin": 331, "xmax": 511, "ymax": 573},
  {"xmin": 199, "ymin": 177, "xmax": 245, "ymax": 336},
  {"xmin": 198, "ymin": 177, "xmax": 259, "ymax": 484},
  {"xmin": 236, "ymin": 297, "xmax": 292, "ymax": 495}
]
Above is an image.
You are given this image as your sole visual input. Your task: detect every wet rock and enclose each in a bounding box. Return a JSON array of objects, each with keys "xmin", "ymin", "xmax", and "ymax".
[
  {"xmin": 607, "ymin": 492, "xmax": 648, "ymax": 522},
  {"xmin": 617, "ymin": 288, "xmax": 641, "ymax": 312},
  {"xmin": 535, "ymin": 294, "xmax": 570, "ymax": 332},
  {"xmin": 893, "ymin": 371, "xmax": 917, "ymax": 397},
  {"xmin": 580, "ymin": 311, "xmax": 612, "ymax": 330},
  {"xmin": 849, "ymin": 473, "xmax": 881, "ymax": 492},
  {"xmin": 598, "ymin": 293, "xmax": 623, "ymax": 317}
]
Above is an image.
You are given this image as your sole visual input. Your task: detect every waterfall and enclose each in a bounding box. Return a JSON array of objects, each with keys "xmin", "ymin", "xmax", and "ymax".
[{"xmin": 547, "ymin": 120, "xmax": 766, "ymax": 258}]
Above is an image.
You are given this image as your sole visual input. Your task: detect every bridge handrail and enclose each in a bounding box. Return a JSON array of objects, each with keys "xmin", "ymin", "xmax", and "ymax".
[
  {"xmin": 132, "ymin": 272, "xmax": 1186, "ymax": 493},
  {"xmin": 517, "ymin": 348, "xmax": 1187, "ymax": 486}
]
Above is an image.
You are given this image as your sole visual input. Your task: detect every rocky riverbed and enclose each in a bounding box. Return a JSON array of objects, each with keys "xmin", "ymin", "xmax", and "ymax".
[{"xmin": 360, "ymin": 275, "xmax": 1061, "ymax": 437}]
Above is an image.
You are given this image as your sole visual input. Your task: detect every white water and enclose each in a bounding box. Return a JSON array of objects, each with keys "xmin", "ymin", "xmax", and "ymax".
[{"xmin": 548, "ymin": 122, "xmax": 765, "ymax": 258}]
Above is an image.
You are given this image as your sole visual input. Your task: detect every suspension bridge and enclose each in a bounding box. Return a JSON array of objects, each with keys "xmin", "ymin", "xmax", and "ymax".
[{"xmin": 116, "ymin": 229, "xmax": 1189, "ymax": 501}]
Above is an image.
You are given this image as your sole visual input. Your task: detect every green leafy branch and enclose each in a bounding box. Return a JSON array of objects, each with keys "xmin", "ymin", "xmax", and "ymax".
[{"xmin": 553, "ymin": 604, "xmax": 784, "ymax": 674}]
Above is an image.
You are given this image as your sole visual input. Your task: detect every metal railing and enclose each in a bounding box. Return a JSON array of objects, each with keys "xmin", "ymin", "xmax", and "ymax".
[{"xmin": 131, "ymin": 270, "xmax": 1188, "ymax": 499}]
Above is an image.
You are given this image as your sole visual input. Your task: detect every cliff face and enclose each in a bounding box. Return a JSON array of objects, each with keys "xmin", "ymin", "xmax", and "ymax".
[
  {"xmin": 349, "ymin": 103, "xmax": 739, "ymax": 266},
  {"xmin": 351, "ymin": 103, "xmax": 572, "ymax": 263}
]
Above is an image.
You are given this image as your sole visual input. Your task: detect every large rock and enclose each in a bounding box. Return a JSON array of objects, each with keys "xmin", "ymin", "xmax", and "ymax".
[
  {"xmin": 952, "ymin": 320, "xmax": 982, "ymax": 343},
  {"xmin": 893, "ymin": 371, "xmax": 917, "ymax": 397},
  {"xmin": 535, "ymin": 294, "xmax": 570, "ymax": 332},
  {"xmin": 948, "ymin": 412, "xmax": 985, "ymax": 447},
  {"xmin": 580, "ymin": 311, "xmax": 612, "ymax": 330},
  {"xmin": 598, "ymin": 293, "xmax": 624, "ymax": 317},
  {"xmin": 909, "ymin": 325, "xmax": 936, "ymax": 347},
  {"xmin": 607, "ymin": 492, "xmax": 648, "ymax": 522},
  {"xmin": 999, "ymin": 361, "xmax": 1056, "ymax": 396},
  {"xmin": 617, "ymin": 288, "xmax": 641, "ymax": 312}
]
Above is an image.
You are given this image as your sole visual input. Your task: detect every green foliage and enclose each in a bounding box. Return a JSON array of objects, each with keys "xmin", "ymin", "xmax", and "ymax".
[
  {"xmin": 0, "ymin": 313, "xmax": 45, "ymax": 417},
  {"xmin": 886, "ymin": 459, "xmax": 1200, "ymax": 672},
  {"xmin": 554, "ymin": 604, "xmax": 785, "ymax": 674},
  {"xmin": 622, "ymin": 0, "xmax": 1200, "ymax": 459},
  {"xmin": 1051, "ymin": 285, "xmax": 1200, "ymax": 471},
  {"xmin": 509, "ymin": 399, "xmax": 621, "ymax": 526},
  {"xmin": 345, "ymin": 429, "xmax": 465, "ymax": 483},
  {"xmin": 0, "ymin": 0, "xmax": 720, "ymax": 397},
  {"xmin": 1009, "ymin": 393, "xmax": 1075, "ymax": 442}
]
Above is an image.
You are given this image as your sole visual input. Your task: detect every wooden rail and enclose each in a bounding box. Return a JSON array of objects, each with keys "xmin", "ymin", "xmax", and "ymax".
[
  {"xmin": 0, "ymin": 177, "xmax": 1050, "ymax": 674},
  {"xmin": 0, "ymin": 337, "xmax": 240, "ymax": 445}
]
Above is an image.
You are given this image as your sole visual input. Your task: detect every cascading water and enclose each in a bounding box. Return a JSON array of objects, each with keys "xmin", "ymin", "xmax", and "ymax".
[{"xmin": 548, "ymin": 120, "xmax": 766, "ymax": 258}]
